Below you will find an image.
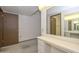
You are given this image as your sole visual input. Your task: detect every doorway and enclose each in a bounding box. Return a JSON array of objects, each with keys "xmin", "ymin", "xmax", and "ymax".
[{"xmin": 50, "ymin": 14, "xmax": 61, "ymax": 36}]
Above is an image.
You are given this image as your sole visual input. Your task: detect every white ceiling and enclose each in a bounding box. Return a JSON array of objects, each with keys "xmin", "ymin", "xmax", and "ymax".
[{"xmin": 1, "ymin": 6, "xmax": 38, "ymax": 15}]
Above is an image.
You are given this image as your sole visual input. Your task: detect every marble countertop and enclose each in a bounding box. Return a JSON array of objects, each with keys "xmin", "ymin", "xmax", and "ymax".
[{"xmin": 38, "ymin": 34, "xmax": 79, "ymax": 53}]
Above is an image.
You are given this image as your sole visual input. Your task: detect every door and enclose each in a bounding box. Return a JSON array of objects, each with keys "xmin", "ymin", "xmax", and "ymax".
[
  {"xmin": 50, "ymin": 14, "xmax": 61, "ymax": 35},
  {"xmin": 1, "ymin": 13, "xmax": 18, "ymax": 47},
  {"xmin": 50, "ymin": 18, "xmax": 56, "ymax": 35}
]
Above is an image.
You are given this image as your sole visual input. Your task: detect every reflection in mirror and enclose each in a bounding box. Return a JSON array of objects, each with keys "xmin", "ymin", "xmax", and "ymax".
[
  {"xmin": 47, "ymin": 6, "xmax": 79, "ymax": 39},
  {"xmin": 64, "ymin": 13, "xmax": 79, "ymax": 39}
]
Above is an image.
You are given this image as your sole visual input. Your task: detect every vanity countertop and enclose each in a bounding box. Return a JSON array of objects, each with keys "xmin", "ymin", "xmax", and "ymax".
[
  {"xmin": 65, "ymin": 31, "xmax": 79, "ymax": 34},
  {"xmin": 38, "ymin": 34, "xmax": 79, "ymax": 53}
]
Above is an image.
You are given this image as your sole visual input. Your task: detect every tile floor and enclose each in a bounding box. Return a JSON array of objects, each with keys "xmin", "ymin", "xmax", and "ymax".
[{"xmin": 0, "ymin": 39, "xmax": 38, "ymax": 53}]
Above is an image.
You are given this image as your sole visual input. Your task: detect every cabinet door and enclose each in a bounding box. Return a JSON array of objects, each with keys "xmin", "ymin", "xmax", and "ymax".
[{"xmin": 2, "ymin": 13, "xmax": 18, "ymax": 47}]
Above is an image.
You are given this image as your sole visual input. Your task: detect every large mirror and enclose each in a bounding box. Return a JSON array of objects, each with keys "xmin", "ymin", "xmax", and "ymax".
[
  {"xmin": 64, "ymin": 13, "xmax": 79, "ymax": 39},
  {"xmin": 47, "ymin": 6, "xmax": 79, "ymax": 39}
]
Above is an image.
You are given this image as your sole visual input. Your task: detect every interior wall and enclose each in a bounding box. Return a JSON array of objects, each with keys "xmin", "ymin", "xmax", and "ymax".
[
  {"xmin": 19, "ymin": 12, "xmax": 41, "ymax": 42},
  {"xmin": 41, "ymin": 9, "xmax": 47, "ymax": 34}
]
